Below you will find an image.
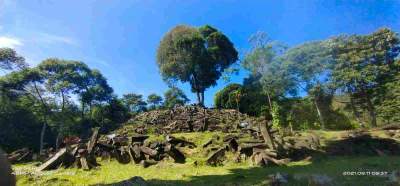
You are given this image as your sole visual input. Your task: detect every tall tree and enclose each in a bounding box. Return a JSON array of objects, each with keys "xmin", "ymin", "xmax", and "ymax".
[
  {"xmin": 0, "ymin": 69, "xmax": 43, "ymax": 151},
  {"xmin": 331, "ymin": 28, "xmax": 400, "ymax": 127},
  {"xmin": 1, "ymin": 58, "xmax": 114, "ymax": 153},
  {"xmin": 37, "ymin": 58, "xmax": 113, "ymax": 119},
  {"xmin": 164, "ymin": 87, "xmax": 189, "ymax": 108},
  {"xmin": 282, "ymin": 40, "xmax": 335, "ymax": 128},
  {"xmin": 122, "ymin": 93, "xmax": 147, "ymax": 113},
  {"xmin": 242, "ymin": 32, "xmax": 297, "ymax": 118},
  {"xmin": 157, "ymin": 25, "xmax": 238, "ymax": 106},
  {"xmin": 147, "ymin": 93, "xmax": 163, "ymax": 110},
  {"xmin": 0, "ymin": 68, "xmax": 49, "ymax": 153}
]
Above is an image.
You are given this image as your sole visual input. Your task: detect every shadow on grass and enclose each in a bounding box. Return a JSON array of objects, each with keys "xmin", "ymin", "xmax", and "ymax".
[
  {"xmin": 324, "ymin": 134, "xmax": 400, "ymax": 156},
  {"xmin": 96, "ymin": 156, "xmax": 400, "ymax": 186}
]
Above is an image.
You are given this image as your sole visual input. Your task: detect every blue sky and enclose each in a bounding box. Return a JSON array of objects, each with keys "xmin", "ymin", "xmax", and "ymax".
[{"xmin": 0, "ymin": 0, "xmax": 399, "ymax": 106}]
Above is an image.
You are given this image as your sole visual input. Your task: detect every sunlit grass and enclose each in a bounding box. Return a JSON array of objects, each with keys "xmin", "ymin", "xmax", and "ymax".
[{"xmin": 15, "ymin": 156, "xmax": 400, "ymax": 186}]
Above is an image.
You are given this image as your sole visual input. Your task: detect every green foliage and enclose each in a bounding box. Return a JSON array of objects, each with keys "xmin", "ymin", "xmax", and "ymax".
[
  {"xmin": 0, "ymin": 47, "xmax": 27, "ymax": 70},
  {"xmin": 37, "ymin": 58, "xmax": 114, "ymax": 114},
  {"xmin": 215, "ymin": 79, "xmax": 268, "ymax": 117},
  {"xmin": 0, "ymin": 58, "xmax": 120, "ymax": 152},
  {"xmin": 0, "ymin": 95, "xmax": 43, "ymax": 151},
  {"xmin": 243, "ymin": 32, "xmax": 297, "ymax": 99},
  {"xmin": 157, "ymin": 25, "xmax": 238, "ymax": 105},
  {"xmin": 122, "ymin": 93, "xmax": 147, "ymax": 113},
  {"xmin": 376, "ymin": 71, "xmax": 400, "ymax": 122},
  {"xmin": 164, "ymin": 87, "xmax": 189, "ymax": 108},
  {"xmin": 147, "ymin": 93, "xmax": 163, "ymax": 110},
  {"xmin": 282, "ymin": 40, "xmax": 334, "ymax": 88},
  {"xmin": 214, "ymin": 83, "xmax": 242, "ymax": 109},
  {"xmin": 91, "ymin": 97, "xmax": 129, "ymax": 133},
  {"xmin": 331, "ymin": 28, "xmax": 400, "ymax": 127},
  {"xmin": 235, "ymin": 28, "xmax": 400, "ymax": 129},
  {"xmin": 240, "ymin": 75, "xmax": 268, "ymax": 116},
  {"xmin": 270, "ymin": 102, "xmax": 282, "ymax": 130},
  {"xmin": 285, "ymin": 98, "xmax": 318, "ymax": 130}
]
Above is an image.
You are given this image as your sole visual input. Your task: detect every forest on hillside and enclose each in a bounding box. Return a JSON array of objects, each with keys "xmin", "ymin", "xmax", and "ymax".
[{"xmin": 1, "ymin": 25, "xmax": 399, "ymax": 154}]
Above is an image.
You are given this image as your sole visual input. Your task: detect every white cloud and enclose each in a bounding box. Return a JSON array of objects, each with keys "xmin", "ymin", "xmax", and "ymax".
[
  {"xmin": 36, "ymin": 33, "xmax": 77, "ymax": 46},
  {"xmin": 0, "ymin": 36, "xmax": 23, "ymax": 48}
]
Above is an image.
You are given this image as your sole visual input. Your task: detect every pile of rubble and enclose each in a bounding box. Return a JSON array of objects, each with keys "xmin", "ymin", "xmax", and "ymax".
[
  {"xmin": 35, "ymin": 128, "xmax": 203, "ymax": 171},
  {"xmin": 34, "ymin": 123, "xmax": 316, "ymax": 171},
  {"xmin": 33, "ymin": 112, "xmax": 325, "ymax": 171},
  {"xmin": 127, "ymin": 105, "xmax": 256, "ymax": 134},
  {"xmin": 94, "ymin": 133, "xmax": 196, "ymax": 168},
  {"xmin": 37, "ymin": 128, "xmax": 101, "ymax": 171}
]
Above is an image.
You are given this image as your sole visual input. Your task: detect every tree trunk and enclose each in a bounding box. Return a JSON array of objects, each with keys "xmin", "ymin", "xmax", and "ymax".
[
  {"xmin": 191, "ymin": 73, "xmax": 204, "ymax": 106},
  {"xmin": 196, "ymin": 91, "xmax": 201, "ymax": 106},
  {"xmin": 200, "ymin": 91, "xmax": 205, "ymax": 107},
  {"xmin": 350, "ymin": 96, "xmax": 364, "ymax": 128},
  {"xmin": 81, "ymin": 101, "xmax": 85, "ymax": 120},
  {"xmin": 61, "ymin": 91, "xmax": 65, "ymax": 112},
  {"xmin": 33, "ymin": 83, "xmax": 49, "ymax": 155},
  {"xmin": 236, "ymin": 98, "xmax": 239, "ymax": 112},
  {"xmin": 55, "ymin": 133, "xmax": 62, "ymax": 150},
  {"xmin": 266, "ymin": 91, "xmax": 273, "ymax": 110},
  {"xmin": 259, "ymin": 119, "xmax": 275, "ymax": 150},
  {"xmin": 39, "ymin": 121, "xmax": 47, "ymax": 155},
  {"xmin": 364, "ymin": 92, "xmax": 377, "ymax": 127},
  {"xmin": 314, "ymin": 99, "xmax": 326, "ymax": 129}
]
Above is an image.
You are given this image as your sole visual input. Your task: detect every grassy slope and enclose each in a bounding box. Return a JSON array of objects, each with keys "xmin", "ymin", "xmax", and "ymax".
[{"xmin": 14, "ymin": 130, "xmax": 400, "ymax": 186}]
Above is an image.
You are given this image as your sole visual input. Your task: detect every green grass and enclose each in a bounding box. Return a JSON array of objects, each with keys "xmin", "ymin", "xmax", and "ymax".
[
  {"xmin": 14, "ymin": 130, "xmax": 400, "ymax": 186},
  {"xmin": 15, "ymin": 156, "xmax": 400, "ymax": 186}
]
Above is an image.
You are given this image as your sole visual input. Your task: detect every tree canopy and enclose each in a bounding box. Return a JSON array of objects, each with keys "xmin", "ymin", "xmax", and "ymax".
[
  {"xmin": 157, "ymin": 25, "xmax": 238, "ymax": 105},
  {"xmin": 122, "ymin": 93, "xmax": 147, "ymax": 113},
  {"xmin": 330, "ymin": 28, "xmax": 400, "ymax": 127},
  {"xmin": 147, "ymin": 93, "xmax": 163, "ymax": 110},
  {"xmin": 0, "ymin": 48, "xmax": 27, "ymax": 71},
  {"xmin": 164, "ymin": 87, "xmax": 189, "ymax": 108},
  {"xmin": 214, "ymin": 83, "xmax": 242, "ymax": 110}
]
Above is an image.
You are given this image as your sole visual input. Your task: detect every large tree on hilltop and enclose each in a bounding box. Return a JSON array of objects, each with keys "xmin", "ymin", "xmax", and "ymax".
[{"xmin": 157, "ymin": 25, "xmax": 238, "ymax": 106}]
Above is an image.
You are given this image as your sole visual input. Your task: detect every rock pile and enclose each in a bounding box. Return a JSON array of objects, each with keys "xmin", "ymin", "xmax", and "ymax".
[
  {"xmin": 127, "ymin": 105, "xmax": 255, "ymax": 134},
  {"xmin": 37, "ymin": 128, "xmax": 101, "ymax": 171},
  {"xmin": 37, "ymin": 128, "xmax": 197, "ymax": 171},
  {"xmin": 95, "ymin": 133, "xmax": 192, "ymax": 167}
]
